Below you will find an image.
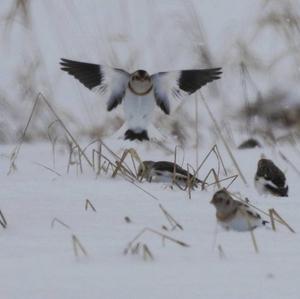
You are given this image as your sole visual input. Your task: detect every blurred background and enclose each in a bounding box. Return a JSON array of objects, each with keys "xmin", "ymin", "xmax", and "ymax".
[{"xmin": 0, "ymin": 0, "xmax": 300, "ymax": 148}]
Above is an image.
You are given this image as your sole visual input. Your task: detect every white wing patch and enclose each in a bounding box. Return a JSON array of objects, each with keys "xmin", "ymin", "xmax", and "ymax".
[
  {"xmin": 151, "ymin": 72, "xmax": 186, "ymax": 115},
  {"xmin": 92, "ymin": 66, "xmax": 129, "ymax": 111}
]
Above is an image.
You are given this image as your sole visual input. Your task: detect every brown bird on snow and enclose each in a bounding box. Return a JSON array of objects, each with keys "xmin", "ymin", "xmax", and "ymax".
[{"xmin": 210, "ymin": 189, "xmax": 268, "ymax": 231}]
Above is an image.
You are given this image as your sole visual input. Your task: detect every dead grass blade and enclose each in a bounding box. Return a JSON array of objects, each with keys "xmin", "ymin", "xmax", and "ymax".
[
  {"xmin": 159, "ymin": 204, "xmax": 183, "ymax": 231},
  {"xmin": 38, "ymin": 93, "xmax": 93, "ymax": 168},
  {"xmin": 143, "ymin": 244, "xmax": 154, "ymax": 261},
  {"xmin": 8, "ymin": 94, "xmax": 40, "ymax": 175},
  {"xmin": 124, "ymin": 227, "xmax": 189, "ymax": 255},
  {"xmin": 51, "ymin": 217, "xmax": 70, "ymax": 230},
  {"xmin": 217, "ymin": 244, "xmax": 226, "ymax": 259},
  {"xmin": 200, "ymin": 93, "xmax": 247, "ymax": 185},
  {"xmin": 206, "ymin": 174, "xmax": 239, "ymax": 190},
  {"xmin": 112, "ymin": 148, "xmax": 142, "ymax": 179},
  {"xmin": 240, "ymin": 209, "xmax": 259, "ymax": 254},
  {"xmin": 72, "ymin": 234, "xmax": 88, "ymax": 257},
  {"xmin": 201, "ymin": 168, "xmax": 221, "ymax": 190},
  {"xmin": 33, "ymin": 162, "xmax": 62, "ymax": 176},
  {"xmin": 269, "ymin": 208, "xmax": 295, "ymax": 233},
  {"xmin": 0, "ymin": 210, "xmax": 8, "ymax": 229},
  {"xmin": 85, "ymin": 199, "xmax": 96, "ymax": 212},
  {"xmin": 278, "ymin": 150, "xmax": 300, "ymax": 177}
]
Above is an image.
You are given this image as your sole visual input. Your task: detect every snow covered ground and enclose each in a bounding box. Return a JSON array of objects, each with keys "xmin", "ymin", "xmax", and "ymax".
[
  {"xmin": 0, "ymin": 139, "xmax": 300, "ymax": 299},
  {"xmin": 1, "ymin": 1, "xmax": 300, "ymax": 298}
]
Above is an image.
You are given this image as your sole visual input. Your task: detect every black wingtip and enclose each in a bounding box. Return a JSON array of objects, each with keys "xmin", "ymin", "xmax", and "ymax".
[{"xmin": 178, "ymin": 67, "xmax": 223, "ymax": 94}]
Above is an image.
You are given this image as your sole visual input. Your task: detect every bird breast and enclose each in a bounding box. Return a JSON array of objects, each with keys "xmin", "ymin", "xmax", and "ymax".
[
  {"xmin": 123, "ymin": 89, "xmax": 155, "ymax": 131},
  {"xmin": 128, "ymin": 80, "xmax": 153, "ymax": 95}
]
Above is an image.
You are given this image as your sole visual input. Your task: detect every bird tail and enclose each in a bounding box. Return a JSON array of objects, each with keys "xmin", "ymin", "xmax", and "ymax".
[{"xmin": 124, "ymin": 129, "xmax": 149, "ymax": 141}]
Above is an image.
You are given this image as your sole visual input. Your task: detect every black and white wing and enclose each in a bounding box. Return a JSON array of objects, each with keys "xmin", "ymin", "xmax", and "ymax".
[
  {"xmin": 60, "ymin": 58, "xmax": 130, "ymax": 111},
  {"xmin": 151, "ymin": 68, "xmax": 222, "ymax": 114}
]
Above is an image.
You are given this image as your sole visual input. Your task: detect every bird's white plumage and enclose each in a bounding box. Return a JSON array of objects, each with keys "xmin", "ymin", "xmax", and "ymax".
[
  {"xmin": 123, "ymin": 89, "xmax": 155, "ymax": 132},
  {"xmin": 92, "ymin": 66, "xmax": 129, "ymax": 110},
  {"xmin": 152, "ymin": 71, "xmax": 187, "ymax": 114},
  {"xmin": 255, "ymin": 177, "xmax": 288, "ymax": 195},
  {"xmin": 218, "ymin": 208, "xmax": 265, "ymax": 232}
]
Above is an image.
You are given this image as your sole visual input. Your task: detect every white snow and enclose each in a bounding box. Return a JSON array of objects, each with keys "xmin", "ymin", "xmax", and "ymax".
[
  {"xmin": 1, "ymin": 1, "xmax": 300, "ymax": 298},
  {"xmin": 0, "ymin": 140, "xmax": 300, "ymax": 299}
]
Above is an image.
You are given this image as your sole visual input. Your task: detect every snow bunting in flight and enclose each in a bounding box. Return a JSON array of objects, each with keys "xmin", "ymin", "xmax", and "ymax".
[
  {"xmin": 60, "ymin": 58, "xmax": 222, "ymax": 141},
  {"xmin": 255, "ymin": 158, "xmax": 288, "ymax": 197},
  {"xmin": 138, "ymin": 160, "xmax": 202, "ymax": 188},
  {"xmin": 210, "ymin": 189, "xmax": 268, "ymax": 231}
]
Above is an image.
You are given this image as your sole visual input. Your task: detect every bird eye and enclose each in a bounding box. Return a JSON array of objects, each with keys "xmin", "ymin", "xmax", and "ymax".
[{"xmin": 226, "ymin": 200, "xmax": 230, "ymax": 205}]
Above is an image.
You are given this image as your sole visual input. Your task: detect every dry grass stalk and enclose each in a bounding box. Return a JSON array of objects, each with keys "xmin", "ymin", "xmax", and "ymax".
[
  {"xmin": 143, "ymin": 244, "xmax": 154, "ymax": 261},
  {"xmin": 72, "ymin": 234, "xmax": 88, "ymax": 257},
  {"xmin": 8, "ymin": 92, "xmax": 94, "ymax": 175},
  {"xmin": 212, "ymin": 144, "xmax": 228, "ymax": 176},
  {"xmin": 8, "ymin": 94, "xmax": 40, "ymax": 175},
  {"xmin": 202, "ymin": 168, "xmax": 221, "ymax": 190},
  {"xmin": 124, "ymin": 177, "xmax": 160, "ymax": 201},
  {"xmin": 269, "ymin": 209, "xmax": 276, "ymax": 231},
  {"xmin": 269, "ymin": 208, "xmax": 295, "ymax": 233},
  {"xmin": 0, "ymin": 210, "xmax": 7, "ymax": 229},
  {"xmin": 51, "ymin": 217, "xmax": 70, "ymax": 230},
  {"xmin": 206, "ymin": 174, "xmax": 239, "ymax": 190},
  {"xmin": 47, "ymin": 120, "xmax": 60, "ymax": 169},
  {"xmin": 4, "ymin": 0, "xmax": 31, "ymax": 30},
  {"xmin": 241, "ymin": 209, "xmax": 259, "ymax": 254},
  {"xmin": 194, "ymin": 94, "xmax": 200, "ymax": 168},
  {"xmin": 194, "ymin": 144, "xmax": 227, "ymax": 181},
  {"xmin": 33, "ymin": 162, "xmax": 62, "ymax": 176},
  {"xmin": 200, "ymin": 93, "xmax": 248, "ymax": 185},
  {"xmin": 151, "ymin": 139, "xmax": 174, "ymax": 154},
  {"xmin": 172, "ymin": 146, "xmax": 178, "ymax": 186},
  {"xmin": 67, "ymin": 143, "xmax": 83, "ymax": 175},
  {"xmin": 112, "ymin": 148, "xmax": 142, "ymax": 179},
  {"xmin": 217, "ymin": 244, "xmax": 226, "ymax": 259},
  {"xmin": 186, "ymin": 165, "xmax": 192, "ymax": 199},
  {"xmin": 124, "ymin": 227, "xmax": 189, "ymax": 255},
  {"xmin": 96, "ymin": 141, "xmax": 102, "ymax": 175},
  {"xmin": 278, "ymin": 150, "xmax": 300, "ymax": 177},
  {"xmin": 39, "ymin": 93, "xmax": 93, "ymax": 168},
  {"xmin": 85, "ymin": 199, "xmax": 96, "ymax": 212},
  {"xmin": 159, "ymin": 204, "xmax": 183, "ymax": 231},
  {"xmin": 130, "ymin": 242, "xmax": 140, "ymax": 254}
]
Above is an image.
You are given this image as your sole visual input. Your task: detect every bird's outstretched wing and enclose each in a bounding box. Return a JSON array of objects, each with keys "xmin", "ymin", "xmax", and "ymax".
[
  {"xmin": 60, "ymin": 58, "xmax": 130, "ymax": 111},
  {"xmin": 151, "ymin": 68, "xmax": 222, "ymax": 114}
]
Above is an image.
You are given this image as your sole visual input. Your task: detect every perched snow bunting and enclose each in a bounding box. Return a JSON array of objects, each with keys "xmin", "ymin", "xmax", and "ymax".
[
  {"xmin": 210, "ymin": 189, "xmax": 268, "ymax": 231},
  {"xmin": 138, "ymin": 160, "xmax": 202, "ymax": 187},
  {"xmin": 255, "ymin": 158, "xmax": 288, "ymax": 197},
  {"xmin": 60, "ymin": 58, "xmax": 222, "ymax": 141}
]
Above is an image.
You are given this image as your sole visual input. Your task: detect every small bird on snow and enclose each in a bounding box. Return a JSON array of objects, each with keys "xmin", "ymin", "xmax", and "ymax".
[
  {"xmin": 60, "ymin": 58, "xmax": 222, "ymax": 141},
  {"xmin": 255, "ymin": 158, "xmax": 288, "ymax": 197},
  {"xmin": 138, "ymin": 160, "xmax": 202, "ymax": 188},
  {"xmin": 210, "ymin": 189, "xmax": 268, "ymax": 231}
]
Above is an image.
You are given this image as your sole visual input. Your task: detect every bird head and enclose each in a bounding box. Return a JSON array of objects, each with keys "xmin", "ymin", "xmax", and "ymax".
[
  {"xmin": 137, "ymin": 160, "xmax": 155, "ymax": 181},
  {"xmin": 129, "ymin": 70, "xmax": 153, "ymax": 95},
  {"xmin": 210, "ymin": 189, "xmax": 235, "ymax": 213}
]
